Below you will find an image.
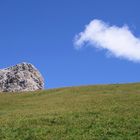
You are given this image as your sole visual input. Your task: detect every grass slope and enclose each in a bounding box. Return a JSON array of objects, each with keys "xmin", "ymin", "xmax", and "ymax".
[{"xmin": 0, "ymin": 83, "xmax": 140, "ymax": 140}]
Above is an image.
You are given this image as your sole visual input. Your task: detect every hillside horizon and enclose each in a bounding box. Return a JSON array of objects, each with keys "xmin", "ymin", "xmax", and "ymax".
[{"xmin": 0, "ymin": 83, "xmax": 140, "ymax": 139}]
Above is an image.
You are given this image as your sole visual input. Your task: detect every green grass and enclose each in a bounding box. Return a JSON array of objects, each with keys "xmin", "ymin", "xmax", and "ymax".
[{"xmin": 0, "ymin": 83, "xmax": 140, "ymax": 140}]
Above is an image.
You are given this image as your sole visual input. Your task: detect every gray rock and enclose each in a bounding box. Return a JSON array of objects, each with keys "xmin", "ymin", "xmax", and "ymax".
[{"xmin": 0, "ymin": 62, "xmax": 44, "ymax": 92}]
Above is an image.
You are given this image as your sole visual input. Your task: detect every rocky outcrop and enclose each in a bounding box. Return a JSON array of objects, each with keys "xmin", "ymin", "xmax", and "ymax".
[{"xmin": 0, "ymin": 62, "xmax": 44, "ymax": 92}]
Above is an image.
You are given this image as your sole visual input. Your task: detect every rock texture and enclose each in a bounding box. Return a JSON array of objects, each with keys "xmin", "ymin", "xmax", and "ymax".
[{"xmin": 0, "ymin": 62, "xmax": 44, "ymax": 92}]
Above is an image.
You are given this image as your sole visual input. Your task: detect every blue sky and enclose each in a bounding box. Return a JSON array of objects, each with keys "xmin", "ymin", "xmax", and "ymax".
[{"xmin": 0, "ymin": 0, "xmax": 140, "ymax": 88}]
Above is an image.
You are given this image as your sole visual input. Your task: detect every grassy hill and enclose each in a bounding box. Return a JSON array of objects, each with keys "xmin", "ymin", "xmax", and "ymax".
[{"xmin": 0, "ymin": 83, "xmax": 140, "ymax": 140}]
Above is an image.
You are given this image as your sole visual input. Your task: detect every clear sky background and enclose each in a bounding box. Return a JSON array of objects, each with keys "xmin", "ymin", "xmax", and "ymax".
[{"xmin": 0, "ymin": 0, "xmax": 140, "ymax": 88}]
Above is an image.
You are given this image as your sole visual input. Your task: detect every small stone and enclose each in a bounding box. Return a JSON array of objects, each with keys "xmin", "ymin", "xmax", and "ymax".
[{"xmin": 0, "ymin": 62, "xmax": 44, "ymax": 92}]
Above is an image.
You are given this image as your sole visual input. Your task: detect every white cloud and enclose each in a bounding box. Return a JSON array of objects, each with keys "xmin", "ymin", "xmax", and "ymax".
[{"xmin": 74, "ymin": 19, "xmax": 140, "ymax": 62}]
